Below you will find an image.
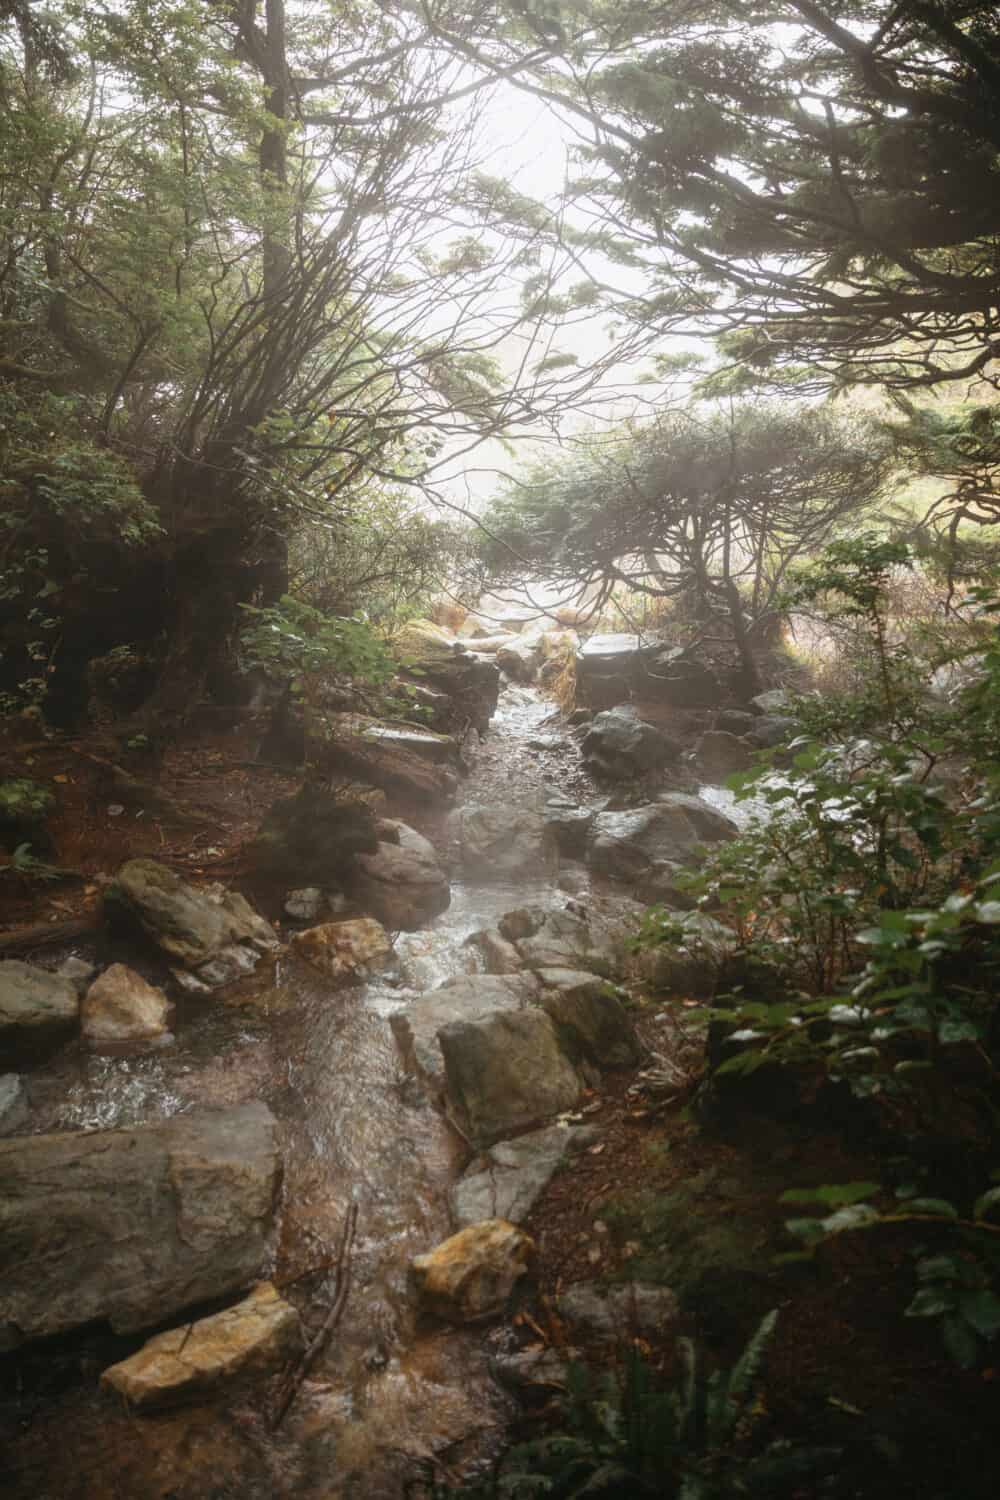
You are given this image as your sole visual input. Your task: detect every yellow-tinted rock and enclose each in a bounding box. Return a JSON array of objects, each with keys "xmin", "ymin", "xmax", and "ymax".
[
  {"xmin": 291, "ymin": 917, "xmax": 392, "ymax": 983},
  {"xmin": 100, "ymin": 1282, "xmax": 302, "ymax": 1409},
  {"xmin": 82, "ymin": 964, "xmax": 170, "ymax": 1043},
  {"xmin": 410, "ymin": 1219, "xmax": 534, "ymax": 1324}
]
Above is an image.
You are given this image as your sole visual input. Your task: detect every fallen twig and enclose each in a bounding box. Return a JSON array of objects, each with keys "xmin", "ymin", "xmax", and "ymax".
[{"xmin": 271, "ymin": 1201, "xmax": 359, "ymax": 1429}]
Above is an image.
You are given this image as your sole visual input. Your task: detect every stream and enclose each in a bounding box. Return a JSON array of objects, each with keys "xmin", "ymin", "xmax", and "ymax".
[{"xmin": 5, "ymin": 686, "xmax": 646, "ymax": 1500}]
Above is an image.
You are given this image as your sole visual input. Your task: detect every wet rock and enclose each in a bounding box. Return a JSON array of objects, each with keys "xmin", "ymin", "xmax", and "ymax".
[
  {"xmin": 410, "ymin": 1219, "xmax": 534, "ymax": 1324},
  {"xmin": 633, "ymin": 859, "xmax": 699, "ymax": 910},
  {"xmin": 0, "ymin": 960, "xmax": 78, "ymax": 1062},
  {"xmin": 714, "ymin": 708, "xmax": 756, "ymax": 735},
  {"xmin": 105, "ymin": 859, "xmax": 278, "ymax": 986},
  {"xmin": 639, "ymin": 649, "xmax": 724, "ymax": 708},
  {"xmin": 283, "ymin": 887, "xmax": 326, "ymax": 923},
  {"xmin": 450, "ymin": 1123, "xmax": 598, "ymax": 1228},
  {"xmin": 291, "ymin": 916, "xmax": 393, "ymax": 984},
  {"xmin": 353, "ymin": 822, "xmax": 450, "ymax": 932},
  {"xmin": 452, "ymin": 804, "xmax": 557, "ymax": 877},
  {"xmin": 496, "ymin": 638, "xmax": 539, "ymax": 683},
  {"xmin": 0, "ymin": 1101, "xmax": 281, "ymax": 1347},
  {"xmin": 747, "ymin": 713, "xmax": 799, "ymax": 749},
  {"xmin": 512, "ymin": 908, "xmax": 619, "ymax": 978},
  {"xmin": 749, "ymin": 688, "xmax": 789, "ymax": 715},
  {"xmin": 390, "ymin": 973, "xmax": 540, "ymax": 1096},
  {"xmin": 359, "ymin": 722, "xmax": 461, "ymax": 766},
  {"xmin": 465, "ymin": 928, "xmax": 523, "ymax": 975},
  {"xmin": 567, "ymin": 708, "xmax": 593, "ymax": 727},
  {"xmin": 249, "ymin": 784, "xmax": 379, "ymax": 887},
  {"xmin": 544, "ymin": 796, "xmax": 596, "ymax": 858},
  {"xmin": 100, "ymin": 1282, "xmax": 303, "ymax": 1410},
  {"xmin": 56, "ymin": 955, "xmax": 98, "ymax": 993},
  {"xmin": 439, "ymin": 1008, "xmax": 583, "ymax": 1146},
  {"xmin": 633, "ymin": 910, "xmax": 737, "ymax": 996},
  {"xmin": 461, "ymin": 633, "xmax": 519, "ymax": 655},
  {"xmin": 557, "ymin": 866, "xmax": 589, "ymax": 896},
  {"xmin": 81, "ymin": 964, "xmax": 171, "ymax": 1044},
  {"xmin": 693, "ymin": 729, "xmax": 754, "ymax": 780},
  {"xmin": 582, "ymin": 706, "xmax": 679, "ymax": 780},
  {"xmin": 320, "ymin": 722, "xmax": 459, "ymax": 804},
  {"xmin": 392, "ymin": 619, "xmax": 500, "ymax": 735},
  {"xmin": 0, "ymin": 1073, "xmax": 28, "ymax": 1135},
  {"xmin": 587, "ymin": 797, "xmax": 735, "ymax": 885},
  {"xmin": 492, "ymin": 1344, "xmax": 576, "ymax": 1394},
  {"xmin": 556, "ymin": 1281, "xmax": 679, "ymax": 1341},
  {"xmin": 497, "ymin": 907, "xmax": 543, "ymax": 943},
  {"xmin": 537, "ymin": 969, "xmax": 643, "ymax": 1069}
]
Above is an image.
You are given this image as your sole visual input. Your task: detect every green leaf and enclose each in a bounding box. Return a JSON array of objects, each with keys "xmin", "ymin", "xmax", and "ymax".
[
  {"xmin": 973, "ymin": 1186, "xmax": 1000, "ymax": 1222},
  {"xmin": 780, "ymin": 1181, "xmax": 881, "ymax": 1209},
  {"xmin": 905, "ymin": 1287, "xmax": 954, "ymax": 1320},
  {"xmin": 906, "ymin": 1198, "xmax": 959, "ymax": 1219},
  {"xmin": 959, "ymin": 1290, "xmax": 1000, "ymax": 1340},
  {"xmin": 942, "ymin": 1314, "xmax": 980, "ymax": 1369}
]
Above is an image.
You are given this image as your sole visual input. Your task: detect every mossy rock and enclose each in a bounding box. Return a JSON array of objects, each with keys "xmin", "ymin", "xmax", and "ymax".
[{"xmin": 0, "ymin": 779, "xmax": 55, "ymax": 851}]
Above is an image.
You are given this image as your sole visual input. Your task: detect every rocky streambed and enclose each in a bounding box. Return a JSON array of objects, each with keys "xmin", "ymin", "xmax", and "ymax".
[{"xmin": 0, "ymin": 664, "xmax": 756, "ymax": 1499}]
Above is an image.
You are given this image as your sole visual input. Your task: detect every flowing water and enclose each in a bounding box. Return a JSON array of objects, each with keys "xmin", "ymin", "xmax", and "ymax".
[{"xmin": 4, "ymin": 687, "xmax": 612, "ymax": 1500}]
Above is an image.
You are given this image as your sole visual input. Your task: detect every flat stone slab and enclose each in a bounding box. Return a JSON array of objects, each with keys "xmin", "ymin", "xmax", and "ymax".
[
  {"xmin": 390, "ymin": 973, "xmax": 540, "ymax": 1096},
  {"xmin": 450, "ymin": 1123, "xmax": 598, "ymax": 1228},
  {"xmin": 100, "ymin": 1281, "xmax": 302, "ymax": 1409},
  {"xmin": 0, "ymin": 1101, "xmax": 281, "ymax": 1348}
]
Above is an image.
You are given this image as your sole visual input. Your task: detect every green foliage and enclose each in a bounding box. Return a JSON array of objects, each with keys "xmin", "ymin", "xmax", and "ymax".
[
  {"xmin": 0, "ymin": 778, "xmax": 54, "ymax": 827},
  {"xmin": 434, "ymin": 1314, "xmax": 834, "ymax": 1499},
  {"xmin": 238, "ymin": 597, "xmax": 393, "ymax": 688},
  {"xmin": 0, "ymin": 842, "xmax": 77, "ymax": 883}
]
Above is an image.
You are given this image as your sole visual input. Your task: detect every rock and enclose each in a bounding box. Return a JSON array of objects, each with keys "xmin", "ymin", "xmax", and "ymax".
[
  {"xmin": 747, "ymin": 714, "xmax": 799, "ymax": 749},
  {"xmin": 284, "ymin": 887, "xmax": 326, "ymax": 923},
  {"xmin": 460, "ymin": 634, "xmax": 519, "ymax": 655},
  {"xmin": 450, "ymin": 1124, "xmax": 599, "ymax": 1228},
  {"xmin": 639, "ymin": 649, "xmax": 724, "ymax": 708},
  {"xmin": 587, "ymin": 797, "xmax": 736, "ymax": 885},
  {"xmin": 496, "ymin": 638, "xmax": 539, "ymax": 683},
  {"xmin": 81, "ymin": 964, "xmax": 171, "ymax": 1044},
  {"xmin": 391, "ymin": 973, "xmax": 540, "ymax": 1096},
  {"xmin": 392, "ymin": 619, "xmax": 500, "ymax": 735},
  {"xmin": 0, "ymin": 1073, "xmax": 28, "ymax": 1135},
  {"xmin": 100, "ymin": 1282, "xmax": 303, "ymax": 1410},
  {"xmin": 513, "ymin": 909, "xmax": 619, "ymax": 978},
  {"xmin": 543, "ymin": 797, "xmax": 596, "ymax": 858},
  {"xmin": 358, "ymin": 722, "xmax": 461, "ymax": 766},
  {"xmin": 353, "ymin": 823, "xmax": 450, "ymax": 931},
  {"xmin": 714, "ymin": 708, "xmax": 756, "ymax": 735},
  {"xmin": 497, "ymin": 907, "xmax": 544, "ymax": 943},
  {"xmin": 749, "ymin": 689, "xmax": 789, "ymax": 715},
  {"xmin": 634, "ymin": 910, "xmax": 737, "ymax": 996},
  {"xmin": 452, "ymin": 804, "xmax": 557, "ymax": 877},
  {"xmin": 557, "ymin": 866, "xmax": 589, "ymax": 895},
  {"xmin": 410, "ymin": 1220, "xmax": 534, "ymax": 1323},
  {"xmin": 0, "ymin": 777, "xmax": 54, "ymax": 850},
  {"xmin": 567, "ymin": 708, "xmax": 593, "ymax": 727},
  {"xmin": 537, "ymin": 969, "xmax": 643, "ymax": 1069},
  {"xmin": 439, "ymin": 1008, "xmax": 583, "ymax": 1146},
  {"xmin": 633, "ymin": 859, "xmax": 699, "ymax": 910},
  {"xmin": 249, "ymin": 784, "xmax": 379, "ymax": 887},
  {"xmin": 492, "ymin": 1344, "xmax": 576, "ymax": 1394},
  {"xmin": 582, "ymin": 706, "xmax": 677, "ymax": 780},
  {"xmin": 465, "ymin": 928, "xmax": 523, "ymax": 975},
  {"xmin": 291, "ymin": 917, "xmax": 392, "ymax": 984},
  {"xmin": 56, "ymin": 955, "xmax": 97, "ymax": 993},
  {"xmin": 105, "ymin": 859, "xmax": 278, "ymax": 986},
  {"xmin": 556, "ymin": 1281, "xmax": 679, "ymax": 1341},
  {"xmin": 693, "ymin": 730, "xmax": 754, "ymax": 780},
  {"xmin": 0, "ymin": 1101, "xmax": 281, "ymax": 1347},
  {"xmin": 0, "ymin": 960, "xmax": 78, "ymax": 1063},
  {"xmin": 319, "ymin": 721, "xmax": 459, "ymax": 804}
]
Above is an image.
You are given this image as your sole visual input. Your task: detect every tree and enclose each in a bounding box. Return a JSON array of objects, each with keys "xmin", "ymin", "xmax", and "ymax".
[
  {"xmin": 482, "ymin": 400, "xmax": 892, "ymax": 693},
  {"xmin": 0, "ymin": 1, "xmax": 606, "ymax": 735},
  {"xmin": 438, "ymin": 2, "xmax": 1000, "ymax": 395}
]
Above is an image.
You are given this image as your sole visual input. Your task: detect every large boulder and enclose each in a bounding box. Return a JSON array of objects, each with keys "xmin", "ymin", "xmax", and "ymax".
[
  {"xmin": 352, "ymin": 822, "xmax": 450, "ymax": 931},
  {"xmin": 574, "ymin": 634, "xmax": 649, "ymax": 708},
  {"xmin": 543, "ymin": 796, "xmax": 596, "ymax": 858},
  {"xmin": 317, "ymin": 719, "xmax": 459, "ymax": 803},
  {"xmin": 390, "ymin": 972, "xmax": 540, "ymax": 1096},
  {"xmin": 587, "ymin": 796, "xmax": 736, "ymax": 885},
  {"xmin": 248, "ymin": 784, "xmax": 380, "ymax": 887},
  {"xmin": 747, "ymin": 714, "xmax": 799, "ymax": 749},
  {"xmin": 0, "ymin": 1101, "xmax": 281, "ymax": 1348},
  {"xmin": 410, "ymin": 1219, "xmax": 534, "ymax": 1324},
  {"xmin": 392, "ymin": 619, "xmax": 500, "ymax": 734},
  {"xmin": 100, "ymin": 1282, "xmax": 303, "ymax": 1410},
  {"xmin": 450, "ymin": 1124, "xmax": 597, "ymax": 1228},
  {"xmin": 638, "ymin": 647, "xmax": 724, "ymax": 708},
  {"xmin": 504, "ymin": 907, "xmax": 620, "ymax": 978},
  {"xmin": 81, "ymin": 964, "xmax": 171, "ymax": 1044},
  {"xmin": 537, "ymin": 969, "xmax": 643, "ymax": 1070},
  {"xmin": 439, "ymin": 1008, "xmax": 583, "ymax": 1146},
  {"xmin": 496, "ymin": 638, "xmax": 539, "ymax": 683},
  {"xmin": 105, "ymin": 859, "xmax": 278, "ymax": 986},
  {"xmin": 452, "ymin": 804, "xmax": 557, "ymax": 877},
  {"xmin": 750, "ymin": 689, "xmax": 790, "ymax": 715},
  {"xmin": 581, "ymin": 706, "xmax": 678, "ymax": 780},
  {"xmin": 693, "ymin": 729, "xmax": 755, "ymax": 781},
  {"xmin": 632, "ymin": 910, "xmax": 737, "ymax": 996},
  {"xmin": 291, "ymin": 916, "xmax": 393, "ymax": 984},
  {"xmin": 356, "ymin": 722, "xmax": 460, "ymax": 767},
  {"xmin": 556, "ymin": 1281, "xmax": 679, "ymax": 1342},
  {"xmin": 0, "ymin": 961, "xmax": 78, "ymax": 1063}
]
